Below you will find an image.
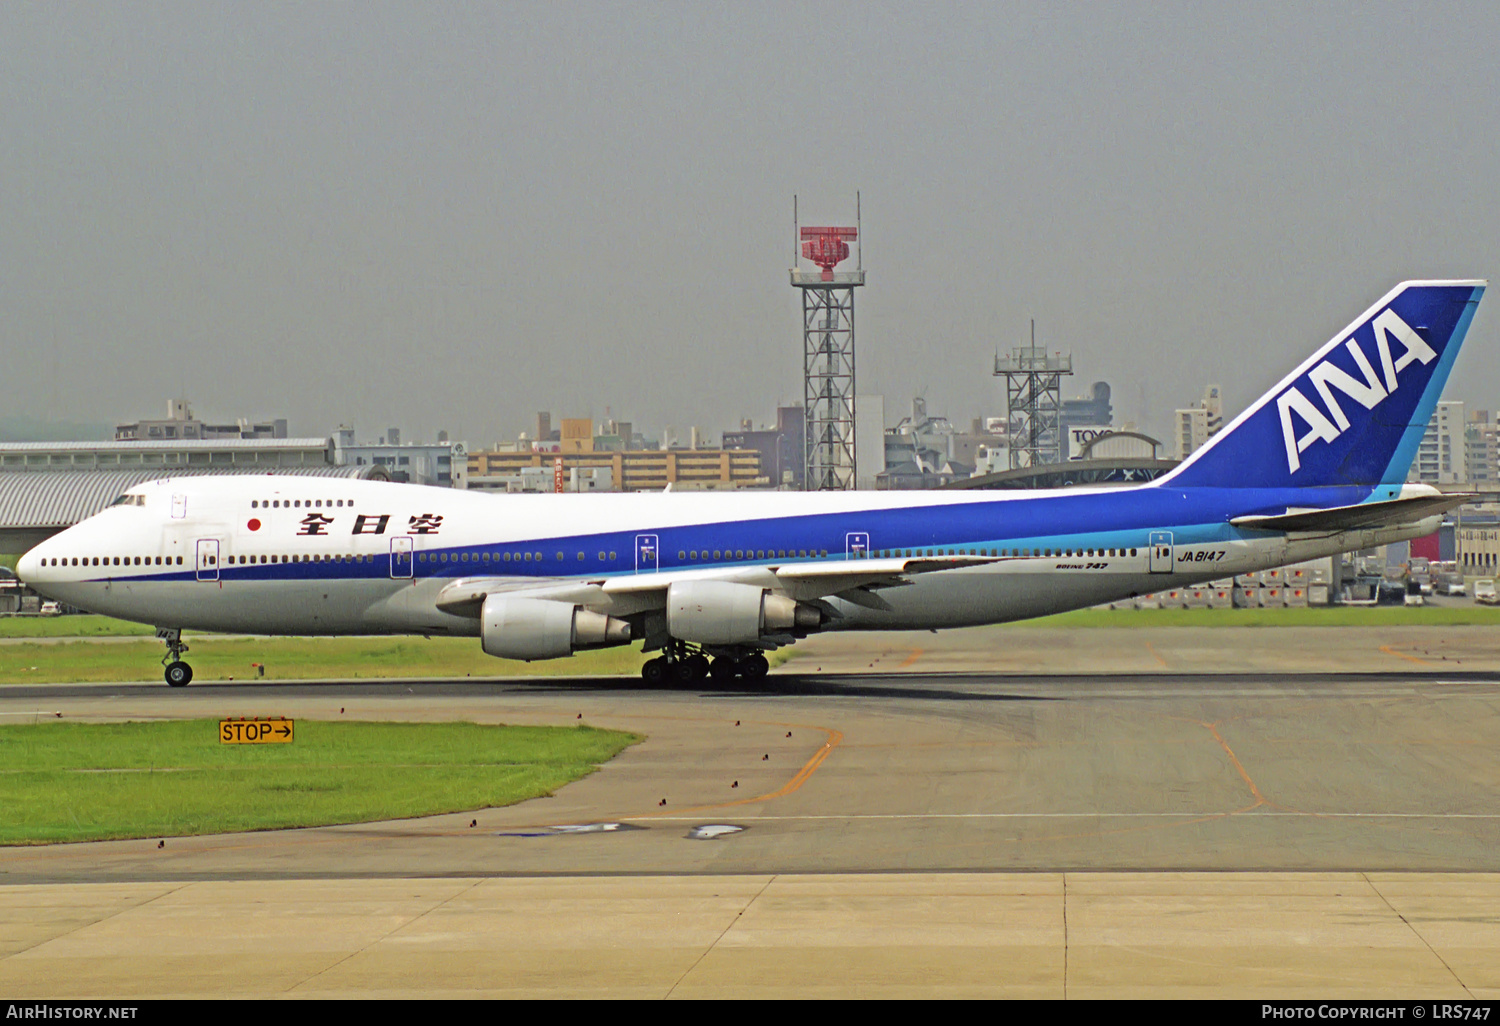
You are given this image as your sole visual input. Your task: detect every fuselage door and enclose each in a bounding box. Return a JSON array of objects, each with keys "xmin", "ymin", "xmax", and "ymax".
[
  {"xmin": 195, "ymin": 538, "xmax": 220, "ymax": 582},
  {"xmin": 390, "ymin": 536, "xmax": 414, "ymax": 579},
  {"xmin": 1148, "ymin": 531, "xmax": 1174, "ymax": 573},
  {"xmin": 635, "ymin": 534, "xmax": 659, "ymax": 573},
  {"xmin": 171, "ymin": 494, "xmax": 188, "ymax": 519},
  {"xmin": 845, "ymin": 531, "xmax": 871, "ymax": 560}
]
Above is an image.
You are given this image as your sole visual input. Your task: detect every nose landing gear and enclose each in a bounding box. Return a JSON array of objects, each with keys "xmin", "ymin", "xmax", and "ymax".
[{"xmin": 156, "ymin": 627, "xmax": 193, "ymax": 687}]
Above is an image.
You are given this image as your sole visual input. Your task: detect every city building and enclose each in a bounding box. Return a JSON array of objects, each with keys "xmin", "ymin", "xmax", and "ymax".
[
  {"xmin": 1174, "ymin": 385, "xmax": 1223, "ymax": 460},
  {"xmin": 0, "ymin": 437, "xmax": 334, "ymax": 475},
  {"xmin": 330, "ymin": 427, "xmax": 466, "ymax": 488},
  {"xmin": 723, "ymin": 407, "xmax": 804, "ymax": 490},
  {"xmin": 1060, "ymin": 381, "xmax": 1114, "ymax": 455},
  {"xmin": 1465, "ymin": 410, "xmax": 1499, "ymax": 484},
  {"xmin": 477, "ymin": 465, "xmax": 616, "ymax": 493},
  {"xmin": 878, "ymin": 400, "xmax": 1007, "ymax": 490},
  {"xmin": 1410, "ymin": 400, "xmax": 1466, "ymax": 484},
  {"xmin": 468, "ymin": 448, "xmax": 764, "ymax": 492},
  {"xmin": 1457, "ymin": 508, "xmax": 1500, "ymax": 572},
  {"xmin": 115, "ymin": 399, "xmax": 287, "ymax": 442}
]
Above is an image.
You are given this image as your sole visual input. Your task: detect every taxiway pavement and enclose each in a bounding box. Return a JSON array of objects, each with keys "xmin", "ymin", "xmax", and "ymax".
[{"xmin": 3, "ymin": 624, "xmax": 1498, "ymax": 997}]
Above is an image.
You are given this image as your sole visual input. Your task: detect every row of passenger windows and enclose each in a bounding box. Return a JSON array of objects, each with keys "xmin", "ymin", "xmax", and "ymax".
[
  {"xmin": 415, "ymin": 545, "xmax": 1139, "ymax": 564},
  {"xmin": 37, "ymin": 554, "xmax": 378, "ymax": 568},
  {"xmin": 41, "ymin": 556, "xmax": 183, "ymax": 567},
  {"xmin": 665, "ymin": 547, "xmax": 1138, "ymax": 560},
  {"xmin": 43, "ymin": 545, "xmax": 1142, "ymax": 571},
  {"xmin": 221, "ymin": 554, "xmax": 375, "ymax": 564},
  {"xmin": 419, "ymin": 551, "xmax": 558, "ymax": 564},
  {"xmin": 250, "ymin": 499, "xmax": 348, "ymax": 509},
  {"xmin": 679, "ymin": 549, "xmax": 827, "ymax": 561}
]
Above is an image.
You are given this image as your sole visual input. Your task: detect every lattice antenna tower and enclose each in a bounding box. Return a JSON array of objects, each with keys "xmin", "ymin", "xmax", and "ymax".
[
  {"xmin": 792, "ymin": 194, "xmax": 865, "ymax": 490},
  {"xmin": 994, "ymin": 320, "xmax": 1072, "ymax": 468}
]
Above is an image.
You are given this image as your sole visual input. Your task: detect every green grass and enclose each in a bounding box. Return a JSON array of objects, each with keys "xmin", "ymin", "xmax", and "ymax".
[
  {"xmin": 0, "ymin": 719, "xmax": 640, "ymax": 844},
  {"xmin": 0, "ymin": 635, "xmax": 660, "ymax": 684},
  {"xmin": 0, "ymin": 605, "xmax": 1494, "ymax": 684},
  {"xmin": 0, "ymin": 615, "xmax": 155, "ymax": 638},
  {"xmin": 1015, "ymin": 605, "xmax": 1500, "ymax": 627}
]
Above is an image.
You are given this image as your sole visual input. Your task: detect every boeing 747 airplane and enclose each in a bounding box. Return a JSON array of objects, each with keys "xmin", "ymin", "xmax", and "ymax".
[{"xmin": 16, "ymin": 280, "xmax": 1487, "ymax": 686}]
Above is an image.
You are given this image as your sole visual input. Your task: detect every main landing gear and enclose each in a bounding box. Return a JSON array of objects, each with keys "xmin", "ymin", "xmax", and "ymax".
[
  {"xmin": 157, "ymin": 628, "xmax": 193, "ymax": 688},
  {"xmin": 640, "ymin": 641, "xmax": 770, "ymax": 685}
]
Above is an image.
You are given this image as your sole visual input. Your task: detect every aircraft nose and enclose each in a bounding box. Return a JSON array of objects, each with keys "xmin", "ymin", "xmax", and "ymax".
[{"xmin": 15, "ymin": 547, "xmax": 41, "ymax": 584}]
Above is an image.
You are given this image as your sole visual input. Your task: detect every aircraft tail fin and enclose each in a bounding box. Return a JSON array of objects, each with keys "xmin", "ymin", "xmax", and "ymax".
[{"xmin": 1162, "ymin": 280, "xmax": 1486, "ymax": 491}]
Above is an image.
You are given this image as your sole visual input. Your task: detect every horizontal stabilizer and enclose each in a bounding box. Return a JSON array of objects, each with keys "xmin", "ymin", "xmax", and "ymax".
[{"xmin": 1230, "ymin": 492, "xmax": 1470, "ymax": 532}]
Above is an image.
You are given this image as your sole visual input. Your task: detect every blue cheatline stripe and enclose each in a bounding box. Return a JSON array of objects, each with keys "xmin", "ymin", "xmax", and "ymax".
[{"xmin": 76, "ymin": 480, "xmax": 1375, "ymax": 584}]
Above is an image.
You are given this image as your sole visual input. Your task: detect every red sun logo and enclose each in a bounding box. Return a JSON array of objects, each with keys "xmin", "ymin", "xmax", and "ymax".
[{"xmin": 247, "ymin": 519, "xmax": 262, "ymax": 531}]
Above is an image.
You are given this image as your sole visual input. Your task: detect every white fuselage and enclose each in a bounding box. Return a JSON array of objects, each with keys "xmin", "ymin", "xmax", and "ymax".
[{"xmin": 15, "ymin": 476, "xmax": 1432, "ymax": 641}]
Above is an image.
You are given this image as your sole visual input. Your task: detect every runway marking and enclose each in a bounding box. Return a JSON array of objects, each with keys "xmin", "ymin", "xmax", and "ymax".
[
  {"xmin": 1145, "ymin": 641, "xmax": 1169, "ymax": 668},
  {"xmin": 896, "ymin": 648, "xmax": 924, "ymax": 669},
  {"xmin": 1203, "ymin": 721, "xmax": 1267, "ymax": 808},
  {"xmin": 1380, "ymin": 645, "xmax": 1433, "ymax": 666},
  {"xmin": 630, "ymin": 721, "xmax": 845, "ymax": 820}
]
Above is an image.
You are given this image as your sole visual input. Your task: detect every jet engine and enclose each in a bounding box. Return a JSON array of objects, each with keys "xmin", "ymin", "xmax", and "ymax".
[
  {"xmin": 666, "ymin": 580, "xmax": 822, "ymax": 645},
  {"xmin": 481, "ymin": 596, "xmax": 632, "ymax": 661}
]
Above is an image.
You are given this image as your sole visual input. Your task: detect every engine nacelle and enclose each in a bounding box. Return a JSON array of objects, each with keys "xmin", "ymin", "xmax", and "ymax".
[
  {"xmin": 481, "ymin": 596, "xmax": 632, "ymax": 661},
  {"xmin": 666, "ymin": 580, "xmax": 821, "ymax": 645}
]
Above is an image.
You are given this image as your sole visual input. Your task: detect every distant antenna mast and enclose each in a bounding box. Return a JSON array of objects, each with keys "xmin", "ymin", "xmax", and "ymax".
[
  {"xmin": 792, "ymin": 195, "xmax": 865, "ymax": 490},
  {"xmin": 995, "ymin": 318, "xmax": 1073, "ymax": 468}
]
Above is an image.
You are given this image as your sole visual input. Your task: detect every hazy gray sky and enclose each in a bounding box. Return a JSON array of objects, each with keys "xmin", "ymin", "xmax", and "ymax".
[{"xmin": 3, "ymin": 2, "xmax": 1498, "ymax": 446}]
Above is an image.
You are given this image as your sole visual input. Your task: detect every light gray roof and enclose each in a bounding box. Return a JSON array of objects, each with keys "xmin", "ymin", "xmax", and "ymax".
[
  {"xmin": 0, "ymin": 465, "xmax": 388, "ymax": 529},
  {"xmin": 0, "ymin": 438, "xmax": 332, "ymax": 452}
]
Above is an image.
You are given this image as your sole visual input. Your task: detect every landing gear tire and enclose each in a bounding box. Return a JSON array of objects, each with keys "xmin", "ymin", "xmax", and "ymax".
[
  {"xmin": 740, "ymin": 653, "xmax": 770, "ymax": 680},
  {"xmin": 158, "ymin": 628, "xmax": 191, "ymax": 688},
  {"xmin": 709, "ymin": 657, "xmax": 737, "ymax": 681},
  {"xmin": 685, "ymin": 654, "xmax": 710, "ymax": 682},
  {"xmin": 641, "ymin": 657, "xmax": 670, "ymax": 685}
]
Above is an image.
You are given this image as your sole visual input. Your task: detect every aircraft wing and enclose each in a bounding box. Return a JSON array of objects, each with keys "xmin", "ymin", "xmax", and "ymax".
[
  {"xmin": 1229, "ymin": 492, "xmax": 1470, "ymax": 533},
  {"xmin": 433, "ymin": 555, "xmax": 996, "ymax": 617}
]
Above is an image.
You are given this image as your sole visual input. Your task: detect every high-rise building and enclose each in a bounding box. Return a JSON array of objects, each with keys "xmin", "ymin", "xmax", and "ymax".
[
  {"xmin": 1411, "ymin": 400, "xmax": 1466, "ymax": 484},
  {"xmin": 1174, "ymin": 385, "xmax": 1223, "ymax": 460},
  {"xmin": 1061, "ymin": 381, "xmax": 1112, "ymax": 432},
  {"xmin": 1466, "ymin": 410, "xmax": 1499, "ymax": 484}
]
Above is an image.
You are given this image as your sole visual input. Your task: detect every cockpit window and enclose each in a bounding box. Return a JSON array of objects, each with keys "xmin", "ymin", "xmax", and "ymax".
[{"xmin": 108, "ymin": 494, "xmax": 145, "ymax": 507}]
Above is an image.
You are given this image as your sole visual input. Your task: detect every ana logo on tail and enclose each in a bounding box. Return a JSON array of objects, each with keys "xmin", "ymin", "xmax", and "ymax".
[{"xmin": 1277, "ymin": 308, "xmax": 1436, "ymax": 474}]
